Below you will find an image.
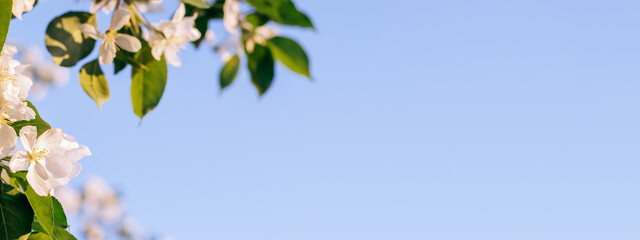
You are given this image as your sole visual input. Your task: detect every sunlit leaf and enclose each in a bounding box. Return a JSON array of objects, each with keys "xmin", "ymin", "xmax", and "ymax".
[
  {"xmin": 245, "ymin": 0, "xmax": 313, "ymax": 28},
  {"xmin": 0, "ymin": 0, "xmax": 12, "ymax": 49},
  {"xmin": 79, "ymin": 59, "xmax": 110, "ymax": 109},
  {"xmin": 24, "ymin": 184, "xmax": 74, "ymax": 240},
  {"xmin": 131, "ymin": 47, "xmax": 167, "ymax": 119},
  {"xmin": 220, "ymin": 55, "xmax": 240, "ymax": 90},
  {"xmin": 267, "ymin": 36, "xmax": 310, "ymax": 78},
  {"xmin": 182, "ymin": 0, "xmax": 211, "ymax": 9},
  {"xmin": 45, "ymin": 12, "xmax": 96, "ymax": 67}
]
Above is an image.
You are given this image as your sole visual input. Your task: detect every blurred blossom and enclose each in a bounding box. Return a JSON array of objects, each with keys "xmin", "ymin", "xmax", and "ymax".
[
  {"xmin": 53, "ymin": 187, "xmax": 82, "ymax": 215},
  {"xmin": 214, "ymin": 34, "xmax": 242, "ymax": 62},
  {"xmin": 119, "ymin": 216, "xmax": 147, "ymax": 240},
  {"xmin": 244, "ymin": 25, "xmax": 277, "ymax": 53},
  {"xmin": 83, "ymin": 176, "xmax": 123, "ymax": 223},
  {"xmin": 135, "ymin": 0, "xmax": 164, "ymax": 13},
  {"xmin": 15, "ymin": 45, "xmax": 70, "ymax": 101},
  {"xmin": 84, "ymin": 221, "xmax": 106, "ymax": 240}
]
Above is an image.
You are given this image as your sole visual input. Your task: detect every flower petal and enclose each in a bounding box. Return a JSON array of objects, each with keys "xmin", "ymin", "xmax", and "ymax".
[
  {"xmin": 19, "ymin": 125, "xmax": 37, "ymax": 151},
  {"xmin": 12, "ymin": 0, "xmax": 25, "ymax": 20},
  {"xmin": 172, "ymin": 3, "xmax": 186, "ymax": 23},
  {"xmin": 164, "ymin": 46, "xmax": 182, "ymax": 67},
  {"xmin": 114, "ymin": 34, "xmax": 142, "ymax": 53},
  {"xmin": 223, "ymin": 0, "xmax": 240, "ymax": 34},
  {"xmin": 45, "ymin": 152, "xmax": 73, "ymax": 178},
  {"xmin": 0, "ymin": 123, "xmax": 16, "ymax": 157},
  {"xmin": 27, "ymin": 164, "xmax": 51, "ymax": 196},
  {"xmin": 9, "ymin": 151, "xmax": 29, "ymax": 172},
  {"xmin": 79, "ymin": 24, "xmax": 102, "ymax": 40},
  {"xmin": 65, "ymin": 145, "xmax": 91, "ymax": 162},
  {"xmin": 110, "ymin": 8, "xmax": 131, "ymax": 32},
  {"xmin": 36, "ymin": 128, "xmax": 64, "ymax": 152},
  {"xmin": 99, "ymin": 40, "xmax": 117, "ymax": 65}
]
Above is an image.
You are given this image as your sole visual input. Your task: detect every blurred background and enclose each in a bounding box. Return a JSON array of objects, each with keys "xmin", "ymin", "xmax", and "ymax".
[{"xmin": 9, "ymin": 0, "xmax": 640, "ymax": 239}]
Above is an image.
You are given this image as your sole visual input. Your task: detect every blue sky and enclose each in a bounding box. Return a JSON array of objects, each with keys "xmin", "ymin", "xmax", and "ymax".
[{"xmin": 8, "ymin": 0, "xmax": 640, "ymax": 239}]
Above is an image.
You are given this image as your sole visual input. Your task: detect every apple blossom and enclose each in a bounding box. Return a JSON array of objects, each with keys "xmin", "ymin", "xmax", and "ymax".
[
  {"xmin": 147, "ymin": 3, "xmax": 200, "ymax": 67},
  {"xmin": 0, "ymin": 44, "xmax": 35, "ymax": 157},
  {"xmin": 90, "ymin": 0, "xmax": 117, "ymax": 14},
  {"xmin": 9, "ymin": 126, "xmax": 91, "ymax": 196},
  {"xmin": 12, "ymin": 0, "xmax": 36, "ymax": 20},
  {"xmin": 244, "ymin": 25, "xmax": 277, "ymax": 53},
  {"xmin": 135, "ymin": 0, "xmax": 164, "ymax": 13},
  {"xmin": 79, "ymin": 8, "xmax": 142, "ymax": 65},
  {"xmin": 223, "ymin": 0, "xmax": 240, "ymax": 34}
]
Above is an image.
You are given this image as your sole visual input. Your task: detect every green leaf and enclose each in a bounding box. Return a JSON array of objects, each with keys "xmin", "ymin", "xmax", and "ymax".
[
  {"xmin": 182, "ymin": 0, "xmax": 211, "ymax": 8},
  {"xmin": 220, "ymin": 55, "xmax": 240, "ymax": 90},
  {"xmin": 114, "ymin": 57, "xmax": 127, "ymax": 74},
  {"xmin": 28, "ymin": 232, "xmax": 52, "ymax": 240},
  {"xmin": 10, "ymin": 101, "xmax": 51, "ymax": 137},
  {"xmin": 79, "ymin": 59, "xmax": 110, "ymax": 109},
  {"xmin": 267, "ymin": 36, "xmax": 310, "ymax": 78},
  {"xmin": 24, "ymin": 187, "xmax": 74, "ymax": 240},
  {"xmin": 51, "ymin": 197, "xmax": 68, "ymax": 229},
  {"xmin": 0, "ymin": 183, "xmax": 34, "ymax": 240},
  {"xmin": 45, "ymin": 12, "xmax": 96, "ymax": 67},
  {"xmin": 131, "ymin": 47, "xmax": 168, "ymax": 119},
  {"xmin": 245, "ymin": 0, "xmax": 313, "ymax": 28},
  {"xmin": 0, "ymin": 0, "xmax": 12, "ymax": 50},
  {"xmin": 245, "ymin": 12, "xmax": 270, "ymax": 28},
  {"xmin": 246, "ymin": 44, "xmax": 275, "ymax": 95}
]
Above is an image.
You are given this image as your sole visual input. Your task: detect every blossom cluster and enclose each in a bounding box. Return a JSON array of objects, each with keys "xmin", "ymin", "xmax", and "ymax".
[
  {"xmin": 55, "ymin": 176, "xmax": 171, "ymax": 240},
  {"xmin": 0, "ymin": 43, "xmax": 91, "ymax": 196},
  {"xmin": 77, "ymin": 0, "xmax": 278, "ymax": 67}
]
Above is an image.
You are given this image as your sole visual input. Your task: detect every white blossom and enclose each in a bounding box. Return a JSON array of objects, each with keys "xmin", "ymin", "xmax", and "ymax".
[
  {"xmin": 90, "ymin": 0, "xmax": 117, "ymax": 14},
  {"xmin": 12, "ymin": 0, "xmax": 35, "ymax": 20},
  {"xmin": 244, "ymin": 25, "xmax": 277, "ymax": 53},
  {"xmin": 223, "ymin": 0, "xmax": 240, "ymax": 34},
  {"xmin": 9, "ymin": 126, "xmax": 91, "ymax": 196},
  {"xmin": 147, "ymin": 3, "xmax": 201, "ymax": 67},
  {"xmin": 0, "ymin": 45, "xmax": 35, "ymax": 158},
  {"xmin": 79, "ymin": 9, "xmax": 142, "ymax": 65},
  {"xmin": 135, "ymin": 0, "xmax": 164, "ymax": 13},
  {"xmin": 84, "ymin": 221, "xmax": 105, "ymax": 240},
  {"xmin": 214, "ymin": 34, "xmax": 242, "ymax": 62},
  {"xmin": 119, "ymin": 216, "xmax": 147, "ymax": 240}
]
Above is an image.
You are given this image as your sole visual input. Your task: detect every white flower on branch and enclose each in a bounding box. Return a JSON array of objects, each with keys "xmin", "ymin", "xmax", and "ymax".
[
  {"xmin": 147, "ymin": 3, "xmax": 201, "ymax": 67},
  {"xmin": 90, "ymin": 0, "xmax": 117, "ymax": 14},
  {"xmin": 244, "ymin": 25, "xmax": 277, "ymax": 53},
  {"xmin": 79, "ymin": 8, "xmax": 142, "ymax": 65},
  {"xmin": 223, "ymin": 0, "xmax": 240, "ymax": 34},
  {"xmin": 0, "ymin": 44, "xmax": 35, "ymax": 157},
  {"xmin": 9, "ymin": 126, "xmax": 91, "ymax": 196},
  {"xmin": 12, "ymin": 0, "xmax": 35, "ymax": 20}
]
